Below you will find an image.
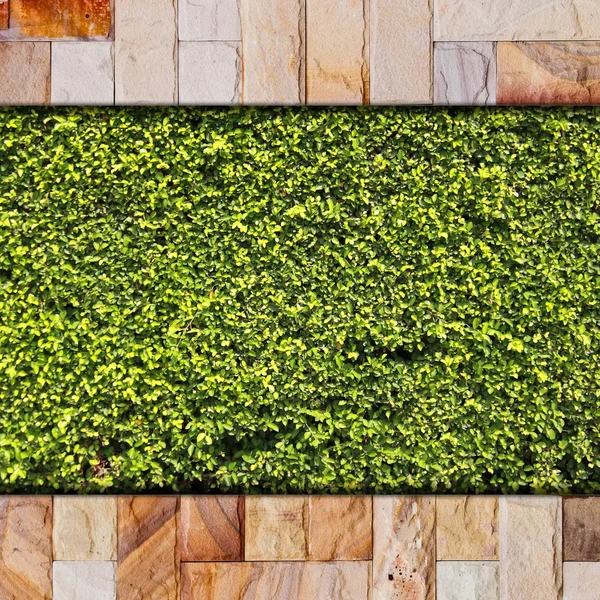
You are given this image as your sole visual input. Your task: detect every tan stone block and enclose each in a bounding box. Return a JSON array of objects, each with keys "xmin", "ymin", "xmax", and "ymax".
[
  {"xmin": 0, "ymin": 42, "xmax": 50, "ymax": 104},
  {"xmin": 499, "ymin": 497, "xmax": 562, "ymax": 600},
  {"xmin": 563, "ymin": 562, "xmax": 600, "ymax": 600},
  {"xmin": 0, "ymin": 496, "xmax": 53, "ymax": 600},
  {"xmin": 436, "ymin": 496, "xmax": 498, "ymax": 560},
  {"xmin": 373, "ymin": 496, "xmax": 435, "ymax": 600},
  {"xmin": 179, "ymin": 0, "xmax": 241, "ymax": 41},
  {"xmin": 245, "ymin": 496, "xmax": 308, "ymax": 561},
  {"xmin": 306, "ymin": 0, "xmax": 368, "ymax": 105},
  {"xmin": 564, "ymin": 497, "xmax": 600, "ymax": 562},
  {"xmin": 308, "ymin": 496, "xmax": 372, "ymax": 561}
]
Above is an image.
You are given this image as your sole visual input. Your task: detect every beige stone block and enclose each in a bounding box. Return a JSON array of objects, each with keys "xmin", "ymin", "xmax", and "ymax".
[
  {"xmin": 0, "ymin": 42, "xmax": 50, "ymax": 104},
  {"xmin": 53, "ymin": 561, "xmax": 116, "ymax": 600},
  {"xmin": 563, "ymin": 562, "xmax": 600, "ymax": 600},
  {"xmin": 437, "ymin": 562, "xmax": 499, "ymax": 600},
  {"xmin": 370, "ymin": 0, "xmax": 432, "ymax": 104},
  {"xmin": 179, "ymin": 0, "xmax": 241, "ymax": 41},
  {"xmin": 241, "ymin": 0, "xmax": 305, "ymax": 104}
]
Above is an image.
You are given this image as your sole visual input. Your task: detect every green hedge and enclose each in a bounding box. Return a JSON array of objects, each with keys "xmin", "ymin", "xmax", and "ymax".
[{"xmin": 0, "ymin": 107, "xmax": 599, "ymax": 494}]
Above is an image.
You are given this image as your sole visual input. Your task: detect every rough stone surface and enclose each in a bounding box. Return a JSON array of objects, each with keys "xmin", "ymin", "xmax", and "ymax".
[
  {"xmin": 434, "ymin": 0, "xmax": 600, "ymax": 41},
  {"xmin": 53, "ymin": 561, "xmax": 116, "ymax": 600},
  {"xmin": 117, "ymin": 496, "xmax": 179, "ymax": 600},
  {"xmin": 563, "ymin": 497, "xmax": 600, "ymax": 562},
  {"xmin": 0, "ymin": 41, "xmax": 50, "ymax": 104},
  {"xmin": 373, "ymin": 496, "xmax": 436, "ymax": 600},
  {"xmin": 245, "ymin": 496, "xmax": 308, "ymax": 561},
  {"xmin": 436, "ymin": 562, "xmax": 499, "ymax": 600},
  {"xmin": 497, "ymin": 42, "xmax": 600, "ymax": 105},
  {"xmin": 499, "ymin": 497, "xmax": 562, "ymax": 600},
  {"xmin": 371, "ymin": 0, "xmax": 432, "ymax": 104},
  {"xmin": 306, "ymin": 0, "xmax": 368, "ymax": 105},
  {"xmin": 180, "ymin": 496, "xmax": 244, "ymax": 561},
  {"xmin": 179, "ymin": 41, "xmax": 241, "ymax": 104},
  {"xmin": 563, "ymin": 562, "xmax": 600, "ymax": 600},
  {"xmin": 0, "ymin": 0, "xmax": 8, "ymax": 29},
  {"xmin": 179, "ymin": 0, "xmax": 240, "ymax": 41},
  {"xmin": 241, "ymin": 0, "xmax": 305, "ymax": 104},
  {"xmin": 308, "ymin": 496, "xmax": 372, "ymax": 561},
  {"xmin": 434, "ymin": 42, "xmax": 496, "ymax": 105},
  {"xmin": 0, "ymin": 496, "xmax": 53, "ymax": 600},
  {"xmin": 51, "ymin": 42, "xmax": 114, "ymax": 105},
  {"xmin": 115, "ymin": 0, "xmax": 178, "ymax": 104},
  {"xmin": 436, "ymin": 496, "xmax": 498, "ymax": 560},
  {"xmin": 181, "ymin": 561, "xmax": 370, "ymax": 599}
]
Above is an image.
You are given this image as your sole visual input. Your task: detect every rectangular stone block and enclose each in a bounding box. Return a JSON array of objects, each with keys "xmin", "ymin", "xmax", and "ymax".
[
  {"xmin": 436, "ymin": 496, "xmax": 498, "ymax": 560},
  {"xmin": 306, "ymin": 0, "xmax": 368, "ymax": 105},
  {"xmin": 564, "ymin": 497, "xmax": 600, "ymax": 562},
  {"xmin": 563, "ymin": 562, "xmax": 600, "ymax": 600},
  {"xmin": 370, "ymin": 0, "xmax": 432, "ymax": 104},
  {"xmin": 499, "ymin": 497, "xmax": 562, "ymax": 600},
  {"xmin": 0, "ymin": 41, "xmax": 50, "ymax": 104},
  {"xmin": 181, "ymin": 561, "xmax": 370, "ymax": 600},
  {"xmin": 434, "ymin": 0, "xmax": 600, "ymax": 41},
  {"xmin": 497, "ymin": 42, "xmax": 600, "ymax": 105},
  {"xmin": 437, "ymin": 562, "xmax": 499, "ymax": 600},
  {"xmin": 180, "ymin": 496, "xmax": 244, "ymax": 561},
  {"xmin": 51, "ymin": 42, "xmax": 114, "ymax": 105},
  {"xmin": 434, "ymin": 42, "xmax": 496, "ymax": 105},
  {"xmin": 115, "ymin": 0, "xmax": 178, "ymax": 104},
  {"xmin": 0, "ymin": 0, "xmax": 8, "ymax": 29},
  {"xmin": 0, "ymin": 496, "xmax": 53, "ymax": 600},
  {"xmin": 245, "ymin": 496, "xmax": 308, "ymax": 561},
  {"xmin": 373, "ymin": 496, "xmax": 435, "ymax": 600},
  {"xmin": 179, "ymin": 41, "xmax": 241, "ymax": 104},
  {"xmin": 179, "ymin": 0, "xmax": 240, "ymax": 41},
  {"xmin": 53, "ymin": 561, "xmax": 116, "ymax": 600},
  {"xmin": 308, "ymin": 496, "xmax": 372, "ymax": 561},
  {"xmin": 241, "ymin": 0, "xmax": 305, "ymax": 104},
  {"xmin": 117, "ymin": 496, "xmax": 179, "ymax": 600}
]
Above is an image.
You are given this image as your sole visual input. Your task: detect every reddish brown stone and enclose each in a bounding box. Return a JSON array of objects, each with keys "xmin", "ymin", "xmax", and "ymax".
[
  {"xmin": 564, "ymin": 497, "xmax": 600, "ymax": 562},
  {"xmin": 1, "ymin": 1, "xmax": 8, "ymax": 29}
]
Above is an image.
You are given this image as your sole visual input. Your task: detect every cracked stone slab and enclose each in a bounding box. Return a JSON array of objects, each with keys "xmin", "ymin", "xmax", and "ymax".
[
  {"xmin": 179, "ymin": 41, "xmax": 241, "ymax": 104},
  {"xmin": 115, "ymin": 0, "xmax": 178, "ymax": 104},
  {"xmin": 434, "ymin": 42, "xmax": 496, "ymax": 105},
  {"xmin": 245, "ymin": 496, "xmax": 308, "ymax": 561},
  {"xmin": 179, "ymin": 0, "xmax": 240, "ymax": 41},
  {"xmin": 53, "ymin": 561, "xmax": 116, "ymax": 600},
  {"xmin": 370, "ymin": 0, "xmax": 432, "ymax": 104},
  {"xmin": 563, "ymin": 497, "xmax": 600, "ymax": 562},
  {"xmin": 241, "ymin": 0, "xmax": 305, "ymax": 104},
  {"xmin": 499, "ymin": 497, "xmax": 562, "ymax": 600},
  {"xmin": 0, "ymin": 0, "xmax": 8, "ymax": 29},
  {"xmin": 306, "ymin": 0, "xmax": 369, "ymax": 105},
  {"xmin": 0, "ymin": 41, "xmax": 50, "ymax": 104},
  {"xmin": 117, "ymin": 496, "xmax": 179, "ymax": 600},
  {"xmin": 181, "ymin": 561, "xmax": 370, "ymax": 599},
  {"xmin": 437, "ymin": 562, "xmax": 499, "ymax": 600},
  {"xmin": 563, "ymin": 563, "xmax": 600, "ymax": 600},
  {"xmin": 0, "ymin": 496, "xmax": 53, "ymax": 600},
  {"xmin": 434, "ymin": 0, "xmax": 600, "ymax": 41},
  {"xmin": 373, "ymin": 496, "xmax": 436, "ymax": 600},
  {"xmin": 497, "ymin": 42, "xmax": 600, "ymax": 105}
]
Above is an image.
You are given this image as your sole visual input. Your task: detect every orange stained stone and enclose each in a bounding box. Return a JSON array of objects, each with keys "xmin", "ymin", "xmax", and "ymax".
[{"xmin": 0, "ymin": 0, "xmax": 8, "ymax": 29}]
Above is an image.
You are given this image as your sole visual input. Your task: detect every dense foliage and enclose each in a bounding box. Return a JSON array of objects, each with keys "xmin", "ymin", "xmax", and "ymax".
[{"xmin": 0, "ymin": 107, "xmax": 599, "ymax": 494}]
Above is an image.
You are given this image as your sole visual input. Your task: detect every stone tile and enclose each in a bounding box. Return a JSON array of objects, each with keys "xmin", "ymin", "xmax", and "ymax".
[
  {"xmin": 564, "ymin": 497, "xmax": 600, "ymax": 562},
  {"xmin": 245, "ymin": 496, "xmax": 308, "ymax": 561},
  {"xmin": 51, "ymin": 42, "xmax": 114, "ymax": 105},
  {"xmin": 499, "ymin": 497, "xmax": 562, "ymax": 600},
  {"xmin": 437, "ymin": 562, "xmax": 499, "ymax": 600},
  {"xmin": 308, "ymin": 496, "xmax": 372, "ymax": 561},
  {"xmin": 434, "ymin": 0, "xmax": 600, "ymax": 41},
  {"xmin": 179, "ymin": 41, "xmax": 241, "ymax": 104},
  {"xmin": 563, "ymin": 562, "xmax": 600, "ymax": 600},
  {"xmin": 181, "ymin": 561, "xmax": 370, "ymax": 599},
  {"xmin": 370, "ymin": 0, "xmax": 432, "ymax": 104},
  {"xmin": 115, "ymin": 0, "xmax": 178, "ymax": 104},
  {"xmin": 306, "ymin": 0, "xmax": 368, "ymax": 105},
  {"xmin": 180, "ymin": 496, "xmax": 244, "ymax": 561},
  {"xmin": 434, "ymin": 42, "xmax": 496, "ymax": 105},
  {"xmin": 0, "ymin": 496, "xmax": 53, "ymax": 600},
  {"xmin": 497, "ymin": 42, "xmax": 600, "ymax": 105},
  {"xmin": 179, "ymin": 0, "xmax": 241, "ymax": 41},
  {"xmin": 0, "ymin": 41, "xmax": 50, "ymax": 104},
  {"xmin": 241, "ymin": 0, "xmax": 305, "ymax": 104},
  {"xmin": 372, "ymin": 496, "xmax": 435, "ymax": 600},
  {"xmin": 436, "ymin": 496, "xmax": 498, "ymax": 560},
  {"xmin": 53, "ymin": 561, "xmax": 116, "ymax": 600},
  {"xmin": 117, "ymin": 496, "xmax": 179, "ymax": 600},
  {"xmin": 0, "ymin": 0, "xmax": 8, "ymax": 29},
  {"xmin": 53, "ymin": 496, "xmax": 117, "ymax": 561}
]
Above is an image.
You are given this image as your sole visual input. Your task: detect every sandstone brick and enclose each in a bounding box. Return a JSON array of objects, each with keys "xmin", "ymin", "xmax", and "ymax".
[
  {"xmin": 564, "ymin": 497, "xmax": 600, "ymax": 562},
  {"xmin": 0, "ymin": 42, "xmax": 50, "ymax": 104}
]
